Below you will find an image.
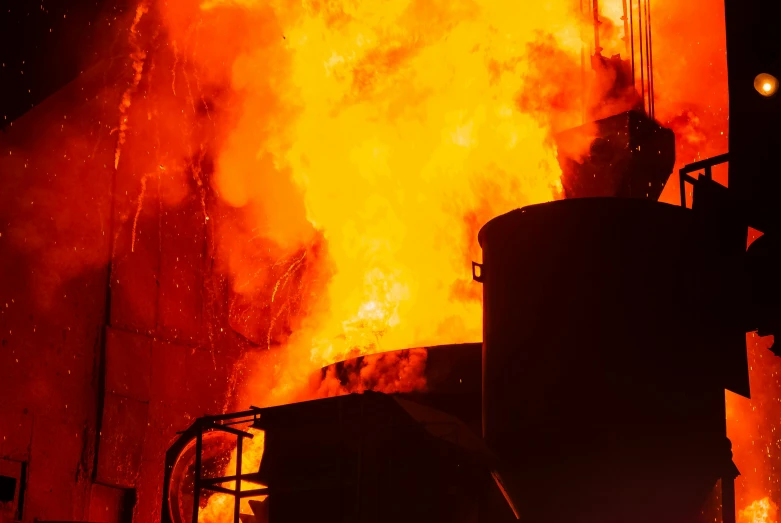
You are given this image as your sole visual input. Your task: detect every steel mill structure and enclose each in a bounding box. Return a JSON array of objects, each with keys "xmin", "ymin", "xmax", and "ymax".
[
  {"xmin": 1, "ymin": 0, "xmax": 780, "ymax": 523},
  {"xmin": 162, "ymin": 1, "xmax": 781, "ymax": 523}
]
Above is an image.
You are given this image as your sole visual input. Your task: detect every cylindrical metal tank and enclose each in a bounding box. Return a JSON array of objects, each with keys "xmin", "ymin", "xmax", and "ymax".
[{"xmin": 474, "ymin": 198, "xmax": 742, "ymax": 523}]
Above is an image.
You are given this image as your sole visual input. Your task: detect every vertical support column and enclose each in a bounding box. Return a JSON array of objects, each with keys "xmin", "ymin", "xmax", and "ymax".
[
  {"xmin": 637, "ymin": 0, "xmax": 646, "ymax": 113},
  {"xmin": 723, "ymin": 436, "xmax": 739, "ymax": 523},
  {"xmin": 191, "ymin": 428, "xmax": 203, "ymax": 523},
  {"xmin": 722, "ymin": 475, "xmax": 736, "ymax": 523},
  {"xmin": 646, "ymin": 0, "xmax": 655, "ymax": 118},
  {"xmin": 629, "ymin": 0, "xmax": 635, "ymax": 83},
  {"xmin": 580, "ymin": 0, "xmax": 586, "ymax": 125},
  {"xmin": 234, "ymin": 436, "xmax": 243, "ymax": 523},
  {"xmin": 592, "ymin": 0, "xmax": 603, "ymax": 55},
  {"xmin": 16, "ymin": 461, "xmax": 27, "ymax": 522}
]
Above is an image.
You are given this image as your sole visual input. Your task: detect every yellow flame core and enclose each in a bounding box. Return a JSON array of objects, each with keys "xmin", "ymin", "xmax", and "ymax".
[{"xmin": 203, "ymin": 0, "xmax": 580, "ymax": 379}]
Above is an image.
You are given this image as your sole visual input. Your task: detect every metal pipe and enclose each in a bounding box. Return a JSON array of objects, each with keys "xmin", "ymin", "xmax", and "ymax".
[
  {"xmin": 200, "ymin": 474, "xmax": 265, "ymax": 486},
  {"xmin": 191, "ymin": 428, "xmax": 203, "ymax": 523},
  {"xmin": 723, "ymin": 476, "xmax": 737, "ymax": 523},
  {"xmin": 644, "ymin": 0, "xmax": 653, "ymax": 117},
  {"xmin": 637, "ymin": 0, "xmax": 646, "ymax": 114},
  {"xmin": 205, "ymin": 422, "xmax": 255, "ymax": 439},
  {"xmin": 679, "ymin": 153, "xmax": 730, "ymax": 174},
  {"xmin": 581, "ymin": 0, "xmax": 587, "ymax": 124},
  {"xmin": 646, "ymin": 0, "xmax": 656, "ymax": 118},
  {"xmin": 723, "ymin": 403, "xmax": 737, "ymax": 523},
  {"xmin": 622, "ymin": 0, "xmax": 631, "ymax": 56},
  {"xmin": 238, "ymin": 489, "xmax": 270, "ymax": 498},
  {"xmin": 234, "ymin": 436, "xmax": 243, "ymax": 523},
  {"xmin": 15, "ymin": 461, "xmax": 27, "ymax": 522},
  {"xmin": 593, "ymin": 0, "xmax": 603, "ymax": 55},
  {"xmin": 202, "ymin": 484, "xmax": 241, "ymax": 496},
  {"xmin": 629, "ymin": 0, "xmax": 635, "ymax": 88},
  {"xmin": 204, "ymin": 409, "xmax": 261, "ymax": 422}
]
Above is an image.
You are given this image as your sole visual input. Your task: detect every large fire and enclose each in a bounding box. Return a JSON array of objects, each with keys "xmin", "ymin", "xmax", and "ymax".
[
  {"xmin": 3, "ymin": 0, "xmax": 779, "ymax": 520},
  {"xmin": 108, "ymin": 0, "xmax": 776, "ymax": 521},
  {"xmin": 134, "ymin": 0, "xmax": 597, "ymax": 411}
]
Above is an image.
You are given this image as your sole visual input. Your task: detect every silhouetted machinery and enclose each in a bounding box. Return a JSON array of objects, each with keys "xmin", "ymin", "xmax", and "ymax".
[{"xmin": 162, "ymin": 0, "xmax": 781, "ymax": 522}]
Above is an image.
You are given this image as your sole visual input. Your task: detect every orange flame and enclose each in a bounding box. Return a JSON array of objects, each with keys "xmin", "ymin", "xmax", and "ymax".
[
  {"xmin": 175, "ymin": 0, "xmax": 601, "ymax": 408},
  {"xmin": 739, "ymin": 497, "xmax": 779, "ymax": 523}
]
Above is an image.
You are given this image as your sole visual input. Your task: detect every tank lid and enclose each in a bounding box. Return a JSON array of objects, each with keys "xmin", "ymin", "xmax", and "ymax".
[{"xmin": 477, "ymin": 198, "xmax": 683, "ymax": 248}]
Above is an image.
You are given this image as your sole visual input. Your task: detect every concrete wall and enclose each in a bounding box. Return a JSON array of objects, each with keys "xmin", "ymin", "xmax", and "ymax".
[{"xmin": 0, "ymin": 56, "xmax": 248, "ymax": 523}]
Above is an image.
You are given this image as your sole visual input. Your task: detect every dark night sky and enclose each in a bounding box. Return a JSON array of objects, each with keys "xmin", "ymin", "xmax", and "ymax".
[{"xmin": 0, "ymin": 0, "xmax": 131, "ymax": 129}]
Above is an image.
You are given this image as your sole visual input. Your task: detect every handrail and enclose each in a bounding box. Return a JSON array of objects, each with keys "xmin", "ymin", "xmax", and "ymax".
[{"xmin": 679, "ymin": 153, "xmax": 729, "ymax": 208}]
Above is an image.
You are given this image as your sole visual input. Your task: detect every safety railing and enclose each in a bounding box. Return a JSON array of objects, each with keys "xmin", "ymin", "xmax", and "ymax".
[{"xmin": 679, "ymin": 153, "xmax": 729, "ymax": 208}]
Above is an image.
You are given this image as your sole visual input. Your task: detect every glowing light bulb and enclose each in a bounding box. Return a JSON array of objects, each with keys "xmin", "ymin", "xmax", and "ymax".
[{"xmin": 754, "ymin": 73, "xmax": 779, "ymax": 97}]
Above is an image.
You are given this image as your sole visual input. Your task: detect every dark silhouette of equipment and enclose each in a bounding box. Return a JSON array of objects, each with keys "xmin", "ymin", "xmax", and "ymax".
[
  {"xmin": 723, "ymin": 0, "xmax": 781, "ymax": 356},
  {"xmin": 473, "ymin": 197, "xmax": 745, "ymax": 523},
  {"xmin": 162, "ymin": 394, "xmax": 512, "ymax": 523},
  {"xmin": 557, "ymin": 0, "xmax": 674, "ymax": 201},
  {"xmin": 556, "ymin": 110, "xmax": 675, "ymax": 199}
]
